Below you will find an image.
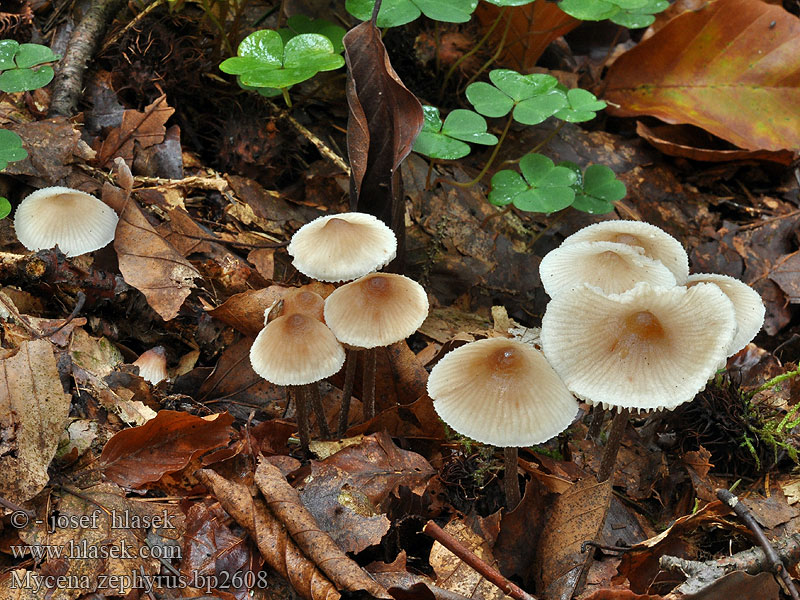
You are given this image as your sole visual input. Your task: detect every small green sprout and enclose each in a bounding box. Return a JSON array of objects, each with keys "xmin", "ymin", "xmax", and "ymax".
[
  {"xmin": 489, "ymin": 153, "xmax": 577, "ymax": 213},
  {"xmin": 558, "ymin": 0, "xmax": 669, "ymax": 28},
  {"xmin": 466, "ymin": 70, "xmax": 568, "ymax": 125},
  {"xmin": 0, "ymin": 40, "xmax": 60, "ymax": 93},
  {"xmin": 560, "ymin": 162, "xmax": 626, "ymax": 214},
  {"xmin": 346, "ymin": 0, "xmax": 479, "ymax": 27},
  {"xmin": 279, "ymin": 16, "xmax": 346, "ymax": 54},
  {"xmin": 413, "ymin": 106, "xmax": 498, "ymax": 160}
]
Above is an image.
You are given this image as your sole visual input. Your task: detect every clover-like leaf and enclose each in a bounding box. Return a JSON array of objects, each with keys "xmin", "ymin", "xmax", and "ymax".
[
  {"xmin": 0, "ymin": 197, "xmax": 10, "ymax": 219},
  {"xmin": 346, "ymin": 0, "xmax": 479, "ymax": 27},
  {"xmin": 610, "ymin": 1, "xmax": 669, "ymax": 28},
  {"xmin": 0, "ymin": 129, "xmax": 27, "ymax": 170},
  {"xmin": 467, "ymin": 69, "xmax": 568, "ymax": 125},
  {"xmin": 279, "ymin": 15, "xmax": 346, "ymax": 54},
  {"xmin": 484, "ymin": 0, "xmax": 536, "ymax": 5},
  {"xmin": 554, "ymin": 88, "xmax": 606, "ymax": 122},
  {"xmin": 413, "ymin": 107, "xmax": 498, "ymax": 160},
  {"xmin": 559, "ymin": 161, "xmax": 624, "ymax": 214},
  {"xmin": 557, "ymin": 0, "xmax": 618, "ymax": 20},
  {"xmin": 489, "ymin": 153, "xmax": 577, "ymax": 213},
  {"xmin": 0, "ymin": 40, "xmax": 59, "ymax": 93},
  {"xmin": 220, "ymin": 30, "xmax": 344, "ymax": 90},
  {"xmin": 558, "ymin": 0, "xmax": 668, "ymax": 27}
]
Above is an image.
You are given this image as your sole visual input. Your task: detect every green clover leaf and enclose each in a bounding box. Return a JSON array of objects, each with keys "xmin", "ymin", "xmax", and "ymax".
[
  {"xmin": 553, "ymin": 88, "xmax": 606, "ymax": 122},
  {"xmin": 489, "ymin": 153, "xmax": 577, "ymax": 213},
  {"xmin": 483, "ymin": 0, "xmax": 536, "ymax": 5},
  {"xmin": 0, "ymin": 129, "xmax": 27, "ymax": 170},
  {"xmin": 0, "ymin": 197, "xmax": 10, "ymax": 219},
  {"xmin": 414, "ymin": 107, "xmax": 498, "ymax": 160},
  {"xmin": 558, "ymin": 0, "xmax": 668, "ymax": 27},
  {"xmin": 0, "ymin": 40, "xmax": 60, "ymax": 93},
  {"xmin": 559, "ymin": 162, "xmax": 625, "ymax": 214},
  {"xmin": 346, "ymin": 0, "xmax": 479, "ymax": 27},
  {"xmin": 279, "ymin": 15, "xmax": 346, "ymax": 54},
  {"xmin": 220, "ymin": 31, "xmax": 344, "ymax": 90},
  {"xmin": 466, "ymin": 69, "xmax": 568, "ymax": 125}
]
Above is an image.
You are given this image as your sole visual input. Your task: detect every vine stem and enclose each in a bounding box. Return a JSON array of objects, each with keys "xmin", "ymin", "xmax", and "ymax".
[
  {"xmin": 463, "ymin": 9, "xmax": 514, "ymax": 92},
  {"xmin": 438, "ymin": 114, "xmax": 513, "ymax": 189}
]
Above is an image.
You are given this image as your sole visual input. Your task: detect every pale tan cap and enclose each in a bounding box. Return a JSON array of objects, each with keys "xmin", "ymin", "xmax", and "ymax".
[
  {"xmin": 324, "ymin": 273, "xmax": 428, "ymax": 348},
  {"xmin": 541, "ymin": 282, "xmax": 736, "ymax": 412},
  {"xmin": 14, "ymin": 186, "xmax": 119, "ymax": 257},
  {"xmin": 133, "ymin": 346, "xmax": 168, "ymax": 385},
  {"xmin": 687, "ymin": 273, "xmax": 765, "ymax": 356},
  {"xmin": 539, "ymin": 240, "xmax": 676, "ymax": 297},
  {"xmin": 561, "ymin": 220, "xmax": 689, "ymax": 283},
  {"xmin": 287, "ymin": 212, "xmax": 397, "ymax": 282},
  {"xmin": 250, "ymin": 313, "xmax": 345, "ymax": 385}
]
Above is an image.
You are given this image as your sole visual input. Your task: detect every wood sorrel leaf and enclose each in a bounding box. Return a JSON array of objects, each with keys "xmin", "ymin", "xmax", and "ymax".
[
  {"xmin": 467, "ymin": 69, "xmax": 568, "ymax": 124},
  {"xmin": 489, "ymin": 153, "xmax": 577, "ymax": 213},
  {"xmin": 0, "ymin": 129, "xmax": 27, "ymax": 170},
  {"xmin": 413, "ymin": 107, "xmax": 497, "ymax": 160},
  {"xmin": 553, "ymin": 88, "xmax": 606, "ymax": 122},
  {"xmin": 0, "ymin": 40, "xmax": 59, "ymax": 93},
  {"xmin": 347, "ymin": 0, "xmax": 478, "ymax": 27}
]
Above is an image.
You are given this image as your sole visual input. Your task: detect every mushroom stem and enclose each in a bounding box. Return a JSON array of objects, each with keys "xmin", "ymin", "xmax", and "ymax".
[
  {"xmin": 503, "ymin": 446, "xmax": 521, "ymax": 510},
  {"xmin": 363, "ymin": 347, "xmax": 377, "ymax": 420},
  {"xmin": 294, "ymin": 386, "xmax": 311, "ymax": 452},
  {"xmin": 337, "ymin": 349, "xmax": 359, "ymax": 437},
  {"xmin": 587, "ymin": 406, "xmax": 607, "ymax": 441},
  {"xmin": 306, "ymin": 384, "xmax": 331, "ymax": 439},
  {"xmin": 597, "ymin": 408, "xmax": 630, "ymax": 482}
]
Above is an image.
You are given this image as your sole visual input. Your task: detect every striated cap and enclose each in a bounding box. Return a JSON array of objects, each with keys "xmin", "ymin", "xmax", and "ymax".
[
  {"xmin": 324, "ymin": 273, "xmax": 428, "ymax": 348},
  {"xmin": 250, "ymin": 313, "xmax": 345, "ymax": 386},
  {"xmin": 687, "ymin": 273, "xmax": 765, "ymax": 356},
  {"xmin": 287, "ymin": 212, "xmax": 397, "ymax": 282},
  {"xmin": 14, "ymin": 186, "xmax": 119, "ymax": 257},
  {"xmin": 561, "ymin": 220, "xmax": 689, "ymax": 283},
  {"xmin": 539, "ymin": 240, "xmax": 676, "ymax": 297},
  {"xmin": 541, "ymin": 282, "xmax": 736, "ymax": 412},
  {"xmin": 428, "ymin": 337, "xmax": 578, "ymax": 447},
  {"xmin": 133, "ymin": 346, "xmax": 168, "ymax": 385}
]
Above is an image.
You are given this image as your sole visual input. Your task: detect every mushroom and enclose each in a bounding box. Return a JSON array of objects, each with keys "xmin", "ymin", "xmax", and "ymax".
[
  {"xmin": 324, "ymin": 273, "xmax": 429, "ymax": 433},
  {"xmin": 559, "ymin": 220, "xmax": 689, "ymax": 284},
  {"xmin": 14, "ymin": 186, "xmax": 119, "ymax": 257},
  {"xmin": 133, "ymin": 346, "xmax": 168, "ymax": 385},
  {"xmin": 539, "ymin": 240, "xmax": 677, "ymax": 297},
  {"xmin": 541, "ymin": 282, "xmax": 736, "ymax": 481},
  {"xmin": 427, "ymin": 337, "xmax": 578, "ymax": 508},
  {"xmin": 287, "ymin": 212, "xmax": 397, "ymax": 283},
  {"xmin": 250, "ymin": 313, "xmax": 345, "ymax": 450}
]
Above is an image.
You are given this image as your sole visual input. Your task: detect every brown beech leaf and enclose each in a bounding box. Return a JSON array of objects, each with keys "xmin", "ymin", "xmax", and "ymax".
[
  {"xmin": 103, "ymin": 171, "xmax": 200, "ymax": 322},
  {"xmin": 99, "ymin": 410, "xmax": 235, "ymax": 488},
  {"xmin": 0, "ymin": 339, "xmax": 71, "ymax": 503},
  {"xmin": 197, "ymin": 469, "xmax": 341, "ymax": 600},
  {"xmin": 255, "ymin": 459, "xmax": 390, "ymax": 598},
  {"xmin": 97, "ymin": 94, "xmax": 174, "ymax": 167},
  {"xmin": 4, "ymin": 117, "xmax": 92, "ymax": 181},
  {"xmin": 343, "ymin": 12, "xmax": 424, "ymax": 262}
]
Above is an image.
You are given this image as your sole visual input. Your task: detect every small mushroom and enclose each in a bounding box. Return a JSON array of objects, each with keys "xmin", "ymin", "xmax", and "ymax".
[
  {"xmin": 14, "ymin": 186, "xmax": 119, "ymax": 257},
  {"xmin": 427, "ymin": 337, "xmax": 578, "ymax": 508},
  {"xmin": 133, "ymin": 346, "xmax": 168, "ymax": 385}
]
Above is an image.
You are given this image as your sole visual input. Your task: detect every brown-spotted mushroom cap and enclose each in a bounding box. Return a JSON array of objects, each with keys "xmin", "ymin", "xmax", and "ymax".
[
  {"xmin": 428, "ymin": 337, "xmax": 578, "ymax": 447},
  {"xmin": 561, "ymin": 220, "xmax": 689, "ymax": 283},
  {"xmin": 133, "ymin": 346, "xmax": 168, "ymax": 385},
  {"xmin": 14, "ymin": 186, "xmax": 119, "ymax": 257},
  {"xmin": 281, "ymin": 288, "xmax": 325, "ymax": 322},
  {"xmin": 687, "ymin": 273, "xmax": 765, "ymax": 356},
  {"xmin": 287, "ymin": 212, "xmax": 397, "ymax": 282},
  {"xmin": 250, "ymin": 313, "xmax": 345, "ymax": 386},
  {"xmin": 540, "ymin": 282, "xmax": 736, "ymax": 412},
  {"xmin": 539, "ymin": 241, "xmax": 676, "ymax": 297},
  {"xmin": 324, "ymin": 273, "xmax": 428, "ymax": 348}
]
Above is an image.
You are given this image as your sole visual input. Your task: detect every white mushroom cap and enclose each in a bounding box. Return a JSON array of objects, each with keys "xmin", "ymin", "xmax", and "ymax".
[
  {"xmin": 287, "ymin": 212, "xmax": 397, "ymax": 282},
  {"xmin": 324, "ymin": 273, "xmax": 429, "ymax": 348},
  {"xmin": 539, "ymin": 241, "xmax": 677, "ymax": 297},
  {"xmin": 428, "ymin": 338, "xmax": 578, "ymax": 447},
  {"xmin": 540, "ymin": 282, "xmax": 736, "ymax": 412},
  {"xmin": 561, "ymin": 220, "xmax": 689, "ymax": 283},
  {"xmin": 14, "ymin": 186, "xmax": 119, "ymax": 257},
  {"xmin": 133, "ymin": 346, "xmax": 168, "ymax": 385},
  {"xmin": 250, "ymin": 313, "xmax": 345, "ymax": 386},
  {"xmin": 687, "ymin": 273, "xmax": 765, "ymax": 356}
]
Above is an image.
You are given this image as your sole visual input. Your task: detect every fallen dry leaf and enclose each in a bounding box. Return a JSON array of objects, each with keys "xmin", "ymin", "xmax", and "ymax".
[
  {"xmin": 96, "ymin": 94, "xmax": 175, "ymax": 167},
  {"xmin": 5, "ymin": 117, "xmax": 93, "ymax": 181}
]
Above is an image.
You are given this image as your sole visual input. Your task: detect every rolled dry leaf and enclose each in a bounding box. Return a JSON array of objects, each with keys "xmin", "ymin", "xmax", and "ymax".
[
  {"xmin": 197, "ymin": 469, "xmax": 340, "ymax": 600},
  {"xmin": 254, "ymin": 459, "xmax": 391, "ymax": 599}
]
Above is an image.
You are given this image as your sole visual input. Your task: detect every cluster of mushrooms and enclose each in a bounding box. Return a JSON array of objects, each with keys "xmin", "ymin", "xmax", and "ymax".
[{"xmin": 426, "ymin": 220, "xmax": 765, "ymax": 508}]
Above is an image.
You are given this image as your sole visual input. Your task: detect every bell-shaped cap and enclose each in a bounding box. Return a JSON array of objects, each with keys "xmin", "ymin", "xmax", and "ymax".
[
  {"xmin": 687, "ymin": 273, "xmax": 765, "ymax": 356},
  {"xmin": 539, "ymin": 241, "xmax": 676, "ymax": 297},
  {"xmin": 561, "ymin": 220, "xmax": 689, "ymax": 283},
  {"xmin": 324, "ymin": 273, "xmax": 428, "ymax": 348},
  {"xmin": 250, "ymin": 313, "xmax": 345, "ymax": 385},
  {"xmin": 287, "ymin": 212, "xmax": 397, "ymax": 282},
  {"xmin": 282, "ymin": 288, "xmax": 325, "ymax": 322},
  {"xmin": 133, "ymin": 346, "xmax": 168, "ymax": 385},
  {"xmin": 14, "ymin": 186, "xmax": 119, "ymax": 257},
  {"xmin": 428, "ymin": 338, "xmax": 578, "ymax": 447},
  {"xmin": 541, "ymin": 282, "xmax": 736, "ymax": 412}
]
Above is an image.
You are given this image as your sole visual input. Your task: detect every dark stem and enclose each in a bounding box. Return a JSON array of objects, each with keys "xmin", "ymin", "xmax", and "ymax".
[
  {"xmin": 337, "ymin": 349, "xmax": 359, "ymax": 437},
  {"xmin": 294, "ymin": 386, "xmax": 310, "ymax": 452},
  {"xmin": 306, "ymin": 384, "xmax": 331, "ymax": 440},
  {"xmin": 363, "ymin": 347, "xmax": 377, "ymax": 420},
  {"xmin": 504, "ymin": 446, "xmax": 521, "ymax": 510},
  {"xmin": 597, "ymin": 408, "xmax": 629, "ymax": 482},
  {"xmin": 587, "ymin": 405, "xmax": 607, "ymax": 441}
]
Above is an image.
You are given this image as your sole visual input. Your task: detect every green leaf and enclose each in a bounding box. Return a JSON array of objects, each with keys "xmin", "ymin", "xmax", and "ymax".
[
  {"xmin": 0, "ymin": 40, "xmax": 19, "ymax": 71},
  {"xmin": 0, "ymin": 40, "xmax": 59, "ymax": 92},
  {"xmin": 0, "ymin": 197, "xmax": 10, "ymax": 219},
  {"xmin": 488, "ymin": 170, "xmax": 527, "ymax": 206},
  {"xmin": 0, "ymin": 128, "xmax": 27, "ymax": 170},
  {"xmin": 558, "ymin": 0, "xmax": 618, "ymax": 20},
  {"xmin": 413, "ymin": 107, "xmax": 496, "ymax": 159},
  {"xmin": 14, "ymin": 43, "xmax": 60, "ymax": 69},
  {"xmin": 610, "ymin": 9, "xmax": 655, "ymax": 28},
  {"xmin": 467, "ymin": 69, "xmax": 568, "ymax": 124},
  {"xmin": 0, "ymin": 65, "xmax": 54, "ymax": 93},
  {"xmin": 514, "ymin": 90, "xmax": 568, "ymax": 125},
  {"xmin": 554, "ymin": 88, "xmax": 606, "ymax": 122},
  {"xmin": 490, "ymin": 69, "xmax": 558, "ymax": 101},
  {"xmin": 346, "ymin": 0, "xmax": 478, "ymax": 27},
  {"xmin": 566, "ymin": 163, "xmax": 625, "ymax": 214},
  {"xmin": 279, "ymin": 16, "xmax": 346, "ymax": 54},
  {"xmin": 489, "ymin": 153, "xmax": 577, "ymax": 213},
  {"xmin": 413, "ymin": 131, "xmax": 471, "ymax": 159},
  {"xmin": 484, "ymin": 0, "xmax": 536, "ymax": 5},
  {"xmin": 442, "ymin": 109, "xmax": 498, "ymax": 145},
  {"xmin": 465, "ymin": 81, "xmax": 514, "ymax": 118}
]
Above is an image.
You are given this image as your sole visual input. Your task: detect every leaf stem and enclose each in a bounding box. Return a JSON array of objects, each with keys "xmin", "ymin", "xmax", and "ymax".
[
  {"xmin": 463, "ymin": 8, "xmax": 514, "ymax": 92},
  {"xmin": 438, "ymin": 114, "xmax": 513, "ymax": 189},
  {"xmin": 281, "ymin": 87, "xmax": 292, "ymax": 107}
]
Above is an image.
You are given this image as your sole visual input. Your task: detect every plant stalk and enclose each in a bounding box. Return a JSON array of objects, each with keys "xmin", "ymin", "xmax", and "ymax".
[
  {"xmin": 306, "ymin": 384, "xmax": 331, "ymax": 439},
  {"xmin": 294, "ymin": 385, "xmax": 310, "ymax": 452},
  {"xmin": 337, "ymin": 348, "xmax": 359, "ymax": 437},
  {"xmin": 597, "ymin": 408, "xmax": 629, "ymax": 482},
  {"xmin": 363, "ymin": 347, "xmax": 377, "ymax": 420},
  {"xmin": 504, "ymin": 446, "xmax": 521, "ymax": 509}
]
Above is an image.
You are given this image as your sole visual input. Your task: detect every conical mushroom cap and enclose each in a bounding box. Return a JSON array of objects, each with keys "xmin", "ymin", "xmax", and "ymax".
[
  {"xmin": 539, "ymin": 241, "xmax": 677, "ymax": 297},
  {"xmin": 133, "ymin": 346, "xmax": 168, "ymax": 385},
  {"xmin": 561, "ymin": 220, "xmax": 689, "ymax": 283},
  {"xmin": 282, "ymin": 288, "xmax": 325, "ymax": 322},
  {"xmin": 250, "ymin": 313, "xmax": 345, "ymax": 385},
  {"xmin": 14, "ymin": 186, "xmax": 119, "ymax": 257},
  {"xmin": 288, "ymin": 212, "xmax": 397, "ymax": 282},
  {"xmin": 687, "ymin": 273, "xmax": 765, "ymax": 356},
  {"xmin": 541, "ymin": 282, "xmax": 736, "ymax": 412},
  {"xmin": 324, "ymin": 273, "xmax": 429, "ymax": 348},
  {"xmin": 428, "ymin": 338, "xmax": 578, "ymax": 447}
]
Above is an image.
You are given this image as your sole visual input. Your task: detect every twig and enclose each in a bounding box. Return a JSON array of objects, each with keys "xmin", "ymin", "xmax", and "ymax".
[
  {"xmin": 37, "ymin": 292, "xmax": 86, "ymax": 338},
  {"xmin": 717, "ymin": 488, "xmax": 800, "ymax": 600},
  {"xmin": 597, "ymin": 408, "xmax": 629, "ymax": 482},
  {"xmin": 503, "ymin": 446, "xmax": 521, "ymax": 510},
  {"xmin": 422, "ymin": 521, "xmax": 538, "ymax": 600}
]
